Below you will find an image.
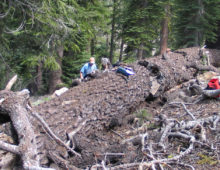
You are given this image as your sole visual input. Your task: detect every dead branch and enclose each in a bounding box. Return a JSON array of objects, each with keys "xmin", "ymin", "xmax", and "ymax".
[
  {"xmin": 5, "ymin": 75, "xmax": 17, "ymax": 91},
  {"xmin": 0, "ymin": 98, "xmax": 5, "ymax": 105},
  {"xmin": 187, "ymin": 62, "xmax": 220, "ymax": 73},
  {"xmin": 48, "ymin": 151, "xmax": 81, "ymax": 170},
  {"xmin": 0, "ymin": 90, "xmax": 57, "ymax": 169},
  {"xmin": 169, "ymin": 102, "xmax": 196, "ymax": 120},
  {"xmin": 0, "ymin": 140, "xmax": 19, "ymax": 154},
  {"xmin": 30, "ymin": 111, "xmax": 81, "ymax": 158}
]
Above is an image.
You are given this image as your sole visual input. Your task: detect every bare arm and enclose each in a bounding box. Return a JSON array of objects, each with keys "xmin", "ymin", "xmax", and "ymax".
[{"xmin": 80, "ymin": 72, "xmax": 83, "ymax": 79}]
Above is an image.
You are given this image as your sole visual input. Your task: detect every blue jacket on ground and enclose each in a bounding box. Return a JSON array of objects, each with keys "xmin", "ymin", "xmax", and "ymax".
[{"xmin": 80, "ymin": 63, "xmax": 97, "ymax": 78}]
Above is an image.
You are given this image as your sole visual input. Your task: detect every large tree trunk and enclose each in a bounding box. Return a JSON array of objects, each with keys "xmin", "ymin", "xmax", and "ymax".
[
  {"xmin": 109, "ymin": 0, "xmax": 116, "ymax": 63},
  {"xmin": 137, "ymin": 44, "xmax": 144, "ymax": 60},
  {"xmin": 90, "ymin": 38, "xmax": 95, "ymax": 56},
  {"xmin": 34, "ymin": 47, "xmax": 205, "ymax": 168},
  {"xmin": 119, "ymin": 39, "xmax": 124, "ymax": 62},
  {"xmin": 206, "ymin": 21, "xmax": 220, "ymax": 49},
  {"xmin": 36, "ymin": 60, "xmax": 43, "ymax": 93},
  {"xmin": 48, "ymin": 46, "xmax": 63, "ymax": 94},
  {"xmin": 159, "ymin": 4, "xmax": 169, "ymax": 55},
  {"xmin": 194, "ymin": 0, "xmax": 204, "ymax": 46},
  {"xmin": 0, "ymin": 47, "xmax": 219, "ymax": 169},
  {"xmin": 0, "ymin": 90, "xmax": 50, "ymax": 169}
]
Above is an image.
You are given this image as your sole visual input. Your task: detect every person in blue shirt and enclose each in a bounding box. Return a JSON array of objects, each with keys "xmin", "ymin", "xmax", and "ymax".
[{"xmin": 80, "ymin": 57, "xmax": 97, "ymax": 79}]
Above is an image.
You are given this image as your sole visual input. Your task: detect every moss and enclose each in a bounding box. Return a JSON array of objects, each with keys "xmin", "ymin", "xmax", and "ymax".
[
  {"xmin": 135, "ymin": 109, "xmax": 153, "ymax": 121},
  {"xmin": 32, "ymin": 96, "xmax": 52, "ymax": 106},
  {"xmin": 197, "ymin": 153, "xmax": 219, "ymax": 165}
]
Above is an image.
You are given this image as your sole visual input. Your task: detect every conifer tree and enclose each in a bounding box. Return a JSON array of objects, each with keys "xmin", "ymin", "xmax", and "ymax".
[
  {"xmin": 173, "ymin": 0, "xmax": 220, "ymax": 48},
  {"xmin": 122, "ymin": 0, "xmax": 162, "ymax": 59}
]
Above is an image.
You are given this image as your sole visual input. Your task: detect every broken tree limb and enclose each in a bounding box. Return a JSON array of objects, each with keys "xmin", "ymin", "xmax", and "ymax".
[
  {"xmin": 30, "ymin": 111, "xmax": 81, "ymax": 158},
  {"xmin": 5, "ymin": 75, "xmax": 17, "ymax": 91},
  {"xmin": 0, "ymin": 98, "xmax": 5, "ymax": 105},
  {"xmin": 187, "ymin": 62, "xmax": 220, "ymax": 73},
  {"xmin": 191, "ymin": 84, "xmax": 220, "ymax": 98},
  {"xmin": 0, "ymin": 90, "xmax": 55, "ymax": 170},
  {"xmin": 0, "ymin": 140, "xmax": 19, "ymax": 154}
]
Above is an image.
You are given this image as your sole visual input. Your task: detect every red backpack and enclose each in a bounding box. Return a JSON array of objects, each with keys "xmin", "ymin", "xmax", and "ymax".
[{"xmin": 207, "ymin": 78, "xmax": 220, "ymax": 97}]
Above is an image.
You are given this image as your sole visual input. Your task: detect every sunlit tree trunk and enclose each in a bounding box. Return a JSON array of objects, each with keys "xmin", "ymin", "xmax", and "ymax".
[
  {"xmin": 137, "ymin": 43, "xmax": 144, "ymax": 60},
  {"xmin": 160, "ymin": 4, "xmax": 170, "ymax": 55}
]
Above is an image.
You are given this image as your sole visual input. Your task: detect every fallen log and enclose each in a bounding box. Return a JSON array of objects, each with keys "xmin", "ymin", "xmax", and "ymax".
[{"xmin": 0, "ymin": 47, "xmax": 219, "ymax": 169}]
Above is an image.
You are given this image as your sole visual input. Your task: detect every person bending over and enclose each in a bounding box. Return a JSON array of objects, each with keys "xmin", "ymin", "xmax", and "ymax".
[{"xmin": 80, "ymin": 57, "xmax": 97, "ymax": 79}]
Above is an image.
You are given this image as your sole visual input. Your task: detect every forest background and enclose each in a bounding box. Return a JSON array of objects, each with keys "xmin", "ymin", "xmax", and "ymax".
[{"xmin": 0, "ymin": 0, "xmax": 220, "ymax": 95}]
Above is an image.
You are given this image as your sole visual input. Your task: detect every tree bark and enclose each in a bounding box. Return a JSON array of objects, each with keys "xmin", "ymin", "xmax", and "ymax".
[
  {"xmin": 48, "ymin": 46, "xmax": 63, "ymax": 94},
  {"xmin": 194, "ymin": 0, "xmax": 204, "ymax": 46},
  {"xmin": 119, "ymin": 39, "xmax": 124, "ymax": 62},
  {"xmin": 159, "ymin": 4, "xmax": 170, "ymax": 55},
  {"xmin": 137, "ymin": 44, "xmax": 144, "ymax": 60},
  {"xmin": 90, "ymin": 38, "xmax": 95, "ymax": 56},
  {"xmin": 36, "ymin": 60, "xmax": 43, "ymax": 93},
  {"xmin": 32, "ymin": 47, "xmax": 204, "ymax": 168},
  {"xmin": 109, "ymin": 0, "xmax": 116, "ymax": 63},
  {"xmin": 0, "ymin": 90, "xmax": 49, "ymax": 169}
]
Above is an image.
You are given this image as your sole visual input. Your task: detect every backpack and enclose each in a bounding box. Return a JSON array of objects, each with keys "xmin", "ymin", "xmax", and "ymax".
[
  {"xmin": 116, "ymin": 66, "xmax": 135, "ymax": 77},
  {"xmin": 206, "ymin": 78, "xmax": 220, "ymax": 97}
]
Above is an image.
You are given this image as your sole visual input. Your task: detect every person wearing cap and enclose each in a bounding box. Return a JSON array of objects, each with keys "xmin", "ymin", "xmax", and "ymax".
[{"xmin": 80, "ymin": 57, "xmax": 97, "ymax": 79}]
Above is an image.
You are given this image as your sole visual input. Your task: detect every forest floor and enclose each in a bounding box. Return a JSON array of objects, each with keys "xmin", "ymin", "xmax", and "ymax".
[{"xmin": 0, "ymin": 47, "xmax": 219, "ymax": 170}]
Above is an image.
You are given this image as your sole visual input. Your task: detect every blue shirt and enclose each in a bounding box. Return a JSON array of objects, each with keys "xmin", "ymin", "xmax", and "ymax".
[{"xmin": 80, "ymin": 63, "xmax": 97, "ymax": 78}]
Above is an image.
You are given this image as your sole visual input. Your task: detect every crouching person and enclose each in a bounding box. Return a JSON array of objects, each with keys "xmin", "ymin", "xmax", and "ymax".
[{"xmin": 80, "ymin": 57, "xmax": 98, "ymax": 80}]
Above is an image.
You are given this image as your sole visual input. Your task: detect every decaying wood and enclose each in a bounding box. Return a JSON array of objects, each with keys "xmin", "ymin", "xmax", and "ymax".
[
  {"xmin": 0, "ymin": 90, "xmax": 54, "ymax": 170},
  {"xmin": 187, "ymin": 62, "xmax": 220, "ymax": 73},
  {"xmin": 0, "ymin": 47, "xmax": 219, "ymax": 169},
  {"xmin": 5, "ymin": 75, "xmax": 17, "ymax": 91}
]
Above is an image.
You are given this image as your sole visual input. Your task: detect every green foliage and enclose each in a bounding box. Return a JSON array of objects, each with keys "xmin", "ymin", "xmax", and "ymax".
[
  {"xmin": 1, "ymin": 0, "xmax": 220, "ymax": 93},
  {"xmin": 172, "ymin": 0, "xmax": 220, "ymax": 48},
  {"xmin": 31, "ymin": 96, "xmax": 52, "ymax": 106},
  {"xmin": 197, "ymin": 153, "xmax": 219, "ymax": 165},
  {"xmin": 122, "ymin": 0, "xmax": 163, "ymax": 58},
  {"xmin": 135, "ymin": 109, "xmax": 153, "ymax": 123}
]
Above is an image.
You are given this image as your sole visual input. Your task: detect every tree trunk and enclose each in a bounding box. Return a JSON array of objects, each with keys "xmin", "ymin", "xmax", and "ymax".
[
  {"xmin": 159, "ymin": 4, "xmax": 170, "ymax": 55},
  {"xmin": 194, "ymin": 0, "xmax": 204, "ymax": 46},
  {"xmin": 36, "ymin": 60, "xmax": 43, "ymax": 93},
  {"xmin": 109, "ymin": 0, "xmax": 116, "ymax": 63},
  {"xmin": 0, "ymin": 90, "xmax": 48, "ymax": 169},
  {"xmin": 119, "ymin": 39, "xmax": 124, "ymax": 62},
  {"xmin": 206, "ymin": 21, "xmax": 220, "ymax": 49},
  {"xmin": 48, "ymin": 46, "xmax": 63, "ymax": 94},
  {"xmin": 137, "ymin": 44, "xmax": 144, "ymax": 60},
  {"xmin": 33, "ymin": 47, "xmax": 203, "ymax": 168},
  {"xmin": 90, "ymin": 38, "xmax": 95, "ymax": 56}
]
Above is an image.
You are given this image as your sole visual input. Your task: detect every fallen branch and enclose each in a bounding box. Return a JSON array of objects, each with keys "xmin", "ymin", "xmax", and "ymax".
[
  {"xmin": 0, "ymin": 90, "xmax": 53, "ymax": 170},
  {"xmin": 0, "ymin": 140, "xmax": 19, "ymax": 154},
  {"xmin": 5, "ymin": 75, "xmax": 17, "ymax": 91},
  {"xmin": 187, "ymin": 62, "xmax": 219, "ymax": 73},
  {"xmin": 30, "ymin": 111, "xmax": 81, "ymax": 158}
]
